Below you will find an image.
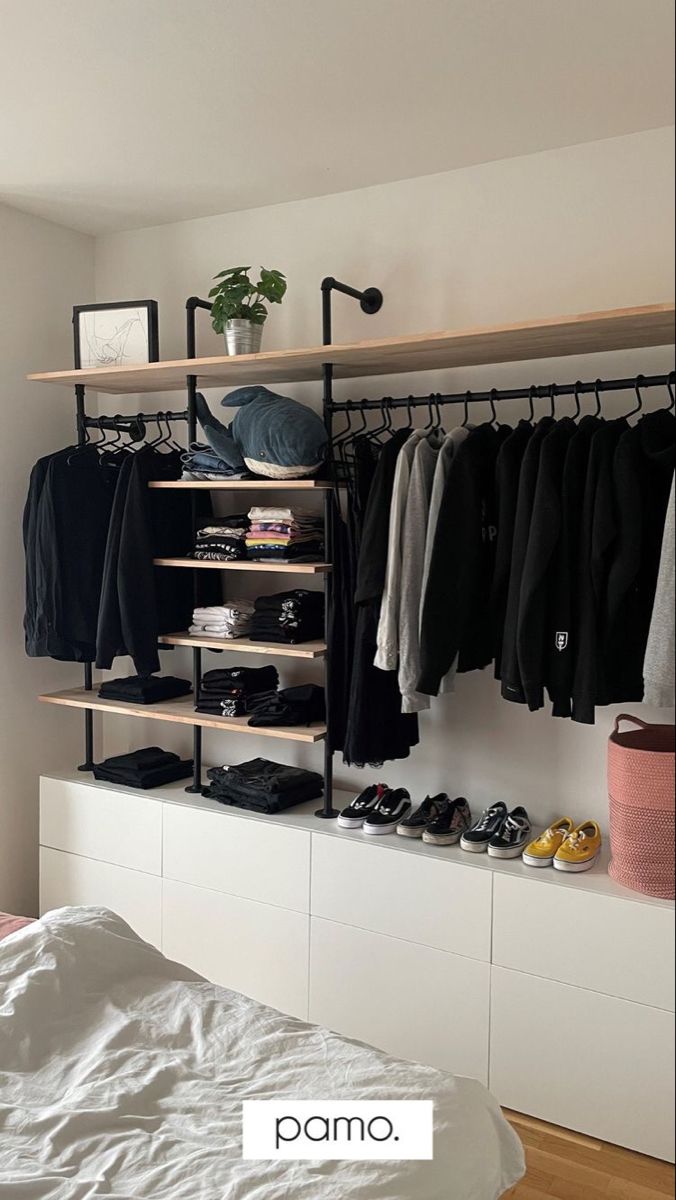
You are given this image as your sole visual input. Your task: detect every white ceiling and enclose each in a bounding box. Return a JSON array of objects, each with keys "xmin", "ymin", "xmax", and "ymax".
[{"xmin": 1, "ymin": 0, "xmax": 674, "ymax": 235}]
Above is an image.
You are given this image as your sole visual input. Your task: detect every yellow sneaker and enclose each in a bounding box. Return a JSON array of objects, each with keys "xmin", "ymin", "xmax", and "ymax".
[
  {"xmin": 553, "ymin": 821, "xmax": 603, "ymax": 873},
  {"xmin": 522, "ymin": 817, "xmax": 575, "ymax": 868}
]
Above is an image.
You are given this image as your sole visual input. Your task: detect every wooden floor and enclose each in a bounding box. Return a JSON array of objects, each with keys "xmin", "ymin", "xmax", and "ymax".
[{"xmin": 504, "ymin": 1111, "xmax": 675, "ymax": 1199}]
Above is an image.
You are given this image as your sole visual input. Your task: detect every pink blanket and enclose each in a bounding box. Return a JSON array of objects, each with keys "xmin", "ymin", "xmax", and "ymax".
[{"xmin": 0, "ymin": 912, "xmax": 34, "ymax": 941}]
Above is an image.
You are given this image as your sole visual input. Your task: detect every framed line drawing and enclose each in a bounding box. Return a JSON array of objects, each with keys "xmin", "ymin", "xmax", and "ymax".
[{"xmin": 73, "ymin": 300, "xmax": 159, "ymax": 369}]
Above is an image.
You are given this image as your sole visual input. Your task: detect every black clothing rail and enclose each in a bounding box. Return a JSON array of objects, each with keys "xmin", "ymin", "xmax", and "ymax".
[{"xmin": 328, "ymin": 371, "xmax": 676, "ymax": 413}]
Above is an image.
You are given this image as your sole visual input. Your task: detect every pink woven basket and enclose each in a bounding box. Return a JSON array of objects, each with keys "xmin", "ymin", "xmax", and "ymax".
[{"xmin": 608, "ymin": 714, "xmax": 675, "ymax": 899}]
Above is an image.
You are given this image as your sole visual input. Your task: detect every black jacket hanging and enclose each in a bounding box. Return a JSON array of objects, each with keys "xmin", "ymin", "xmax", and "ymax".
[
  {"xmin": 545, "ymin": 415, "xmax": 602, "ymax": 717},
  {"xmin": 604, "ymin": 409, "xmax": 676, "ymax": 703},
  {"xmin": 418, "ymin": 422, "xmax": 509, "ymax": 695},
  {"xmin": 571, "ymin": 418, "xmax": 628, "ymax": 724},
  {"xmin": 491, "ymin": 420, "xmax": 534, "ymax": 679},
  {"xmin": 499, "ymin": 418, "xmax": 555, "ymax": 704},
  {"xmin": 516, "ymin": 418, "xmax": 576, "ymax": 712}
]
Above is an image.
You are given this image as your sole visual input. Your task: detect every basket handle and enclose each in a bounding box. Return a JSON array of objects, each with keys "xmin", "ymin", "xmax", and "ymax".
[{"xmin": 612, "ymin": 712, "xmax": 652, "ymax": 736}]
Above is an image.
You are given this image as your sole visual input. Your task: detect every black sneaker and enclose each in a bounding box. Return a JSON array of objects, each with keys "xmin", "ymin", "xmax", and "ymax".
[
  {"xmin": 363, "ymin": 788, "xmax": 411, "ymax": 836},
  {"xmin": 422, "ymin": 797, "xmax": 472, "ymax": 846},
  {"xmin": 396, "ymin": 794, "xmax": 449, "ymax": 838},
  {"xmin": 460, "ymin": 801, "xmax": 508, "ymax": 853},
  {"xmin": 337, "ymin": 783, "xmax": 390, "ymax": 829},
  {"xmin": 488, "ymin": 806, "xmax": 532, "ymax": 858}
]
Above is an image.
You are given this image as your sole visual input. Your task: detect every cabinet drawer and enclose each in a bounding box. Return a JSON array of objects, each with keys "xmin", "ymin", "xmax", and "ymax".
[
  {"xmin": 309, "ymin": 917, "xmax": 490, "ymax": 1083},
  {"xmin": 493, "ymin": 874, "xmax": 675, "ymax": 1010},
  {"xmin": 311, "ymin": 835, "xmax": 491, "ymax": 960},
  {"xmin": 163, "ymin": 804, "xmax": 310, "ymax": 913},
  {"xmin": 162, "ymin": 878, "xmax": 309, "ymax": 1020},
  {"xmin": 490, "ymin": 966, "xmax": 675, "ymax": 1162},
  {"xmin": 40, "ymin": 776, "xmax": 162, "ymax": 875},
  {"xmin": 39, "ymin": 847, "xmax": 162, "ymax": 947}
]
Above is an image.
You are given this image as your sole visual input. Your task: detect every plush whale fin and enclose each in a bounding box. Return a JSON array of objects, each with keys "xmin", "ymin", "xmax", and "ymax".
[
  {"xmin": 194, "ymin": 392, "xmax": 246, "ymax": 469},
  {"xmin": 220, "ymin": 386, "xmax": 283, "ymax": 408}
]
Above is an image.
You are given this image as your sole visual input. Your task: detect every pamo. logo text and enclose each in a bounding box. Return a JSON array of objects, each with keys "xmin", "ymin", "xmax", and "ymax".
[{"xmin": 242, "ymin": 1100, "xmax": 434, "ymax": 1160}]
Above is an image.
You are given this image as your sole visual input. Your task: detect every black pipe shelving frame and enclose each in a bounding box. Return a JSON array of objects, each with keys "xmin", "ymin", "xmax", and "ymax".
[{"xmin": 70, "ymin": 278, "xmax": 384, "ymax": 817}]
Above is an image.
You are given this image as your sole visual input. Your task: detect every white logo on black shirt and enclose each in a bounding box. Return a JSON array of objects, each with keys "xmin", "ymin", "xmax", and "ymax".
[{"xmin": 555, "ymin": 631, "xmax": 569, "ymax": 652}]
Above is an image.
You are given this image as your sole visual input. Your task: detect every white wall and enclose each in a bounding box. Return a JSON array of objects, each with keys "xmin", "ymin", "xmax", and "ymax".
[
  {"xmin": 92, "ymin": 126, "xmax": 675, "ymax": 831},
  {"xmin": 0, "ymin": 203, "xmax": 95, "ymax": 913}
]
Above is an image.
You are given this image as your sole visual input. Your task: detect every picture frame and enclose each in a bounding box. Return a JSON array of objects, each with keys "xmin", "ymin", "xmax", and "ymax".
[{"xmin": 73, "ymin": 300, "xmax": 159, "ymax": 369}]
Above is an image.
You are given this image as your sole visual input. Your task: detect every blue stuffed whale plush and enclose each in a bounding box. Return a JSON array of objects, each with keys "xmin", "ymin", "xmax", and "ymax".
[{"xmin": 195, "ymin": 387, "xmax": 327, "ymax": 479}]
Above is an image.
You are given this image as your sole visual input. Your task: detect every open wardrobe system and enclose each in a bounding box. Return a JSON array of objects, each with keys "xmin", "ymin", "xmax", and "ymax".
[{"xmin": 25, "ymin": 288, "xmax": 676, "ymax": 1163}]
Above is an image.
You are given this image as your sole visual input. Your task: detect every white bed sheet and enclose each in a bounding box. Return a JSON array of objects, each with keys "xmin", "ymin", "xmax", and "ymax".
[{"xmin": 0, "ymin": 907, "xmax": 524, "ymax": 1199}]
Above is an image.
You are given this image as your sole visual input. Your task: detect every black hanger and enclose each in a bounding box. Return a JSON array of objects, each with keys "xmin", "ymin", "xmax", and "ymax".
[
  {"xmin": 489, "ymin": 388, "xmax": 499, "ymax": 425},
  {"xmin": 572, "ymin": 381, "xmax": 583, "ymax": 421},
  {"xmin": 463, "ymin": 390, "xmax": 473, "ymax": 428},
  {"xmin": 527, "ymin": 386, "xmax": 537, "ymax": 423},
  {"xmin": 548, "ymin": 384, "xmax": 557, "ymax": 419},
  {"xmin": 668, "ymin": 374, "xmax": 675, "ymax": 411},
  {"xmin": 626, "ymin": 376, "xmax": 644, "ymax": 420},
  {"xmin": 593, "ymin": 379, "xmax": 603, "ymax": 418}
]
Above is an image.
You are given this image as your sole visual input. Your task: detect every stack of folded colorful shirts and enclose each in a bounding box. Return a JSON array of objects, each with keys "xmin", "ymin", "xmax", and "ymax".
[
  {"xmin": 181, "ymin": 443, "xmax": 252, "ymax": 482},
  {"xmin": 98, "ymin": 674, "xmax": 192, "ymax": 704},
  {"xmin": 205, "ymin": 757, "xmax": 324, "ymax": 813},
  {"xmin": 93, "ymin": 747, "xmax": 194, "ymax": 789},
  {"xmin": 195, "ymin": 665, "xmax": 279, "ymax": 717},
  {"xmin": 250, "ymin": 589, "xmax": 325, "ymax": 644},
  {"xmin": 193, "ymin": 514, "xmax": 250, "ymax": 562},
  {"xmin": 248, "ymin": 684, "xmax": 326, "ymax": 728},
  {"xmin": 245, "ymin": 507, "xmax": 325, "ymax": 562},
  {"xmin": 190, "ymin": 601, "xmax": 254, "ymax": 639}
]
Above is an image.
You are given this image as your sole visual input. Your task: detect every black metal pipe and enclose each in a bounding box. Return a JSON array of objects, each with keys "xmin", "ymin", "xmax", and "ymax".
[
  {"xmin": 74, "ymin": 383, "xmax": 96, "ymax": 771},
  {"xmin": 186, "ymin": 649, "xmax": 204, "ymax": 795},
  {"xmin": 328, "ymin": 371, "xmax": 675, "ymax": 412},
  {"xmin": 84, "ymin": 410, "xmax": 188, "ymax": 430},
  {"xmin": 316, "ymin": 486, "xmax": 338, "ymax": 819}
]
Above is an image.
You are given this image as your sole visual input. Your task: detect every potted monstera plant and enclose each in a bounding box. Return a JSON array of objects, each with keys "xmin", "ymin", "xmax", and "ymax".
[{"xmin": 209, "ymin": 266, "xmax": 287, "ymax": 355}]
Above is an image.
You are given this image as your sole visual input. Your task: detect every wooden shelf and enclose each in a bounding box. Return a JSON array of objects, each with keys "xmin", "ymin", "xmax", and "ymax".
[
  {"xmin": 161, "ymin": 632, "xmax": 326, "ymax": 658},
  {"xmin": 154, "ymin": 557, "xmax": 331, "ymax": 574},
  {"xmin": 148, "ymin": 479, "xmax": 333, "ymax": 490},
  {"xmin": 27, "ymin": 304, "xmax": 675, "ymax": 394},
  {"xmin": 39, "ymin": 689, "xmax": 326, "ymax": 743}
]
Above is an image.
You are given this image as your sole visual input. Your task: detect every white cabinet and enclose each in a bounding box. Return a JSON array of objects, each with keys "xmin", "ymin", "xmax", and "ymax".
[
  {"xmin": 310, "ymin": 917, "xmax": 490, "ymax": 1083},
  {"xmin": 311, "ymin": 834, "xmax": 492, "ymax": 961},
  {"xmin": 40, "ymin": 776, "xmax": 162, "ymax": 875},
  {"xmin": 493, "ymin": 874, "xmax": 675, "ymax": 1011},
  {"xmin": 39, "ymin": 775, "xmax": 676, "ymax": 1161},
  {"xmin": 490, "ymin": 965, "xmax": 676, "ymax": 1163},
  {"xmin": 39, "ymin": 847, "xmax": 162, "ymax": 947},
  {"xmin": 163, "ymin": 803, "xmax": 310, "ymax": 913},
  {"xmin": 162, "ymin": 877, "xmax": 309, "ymax": 1020}
]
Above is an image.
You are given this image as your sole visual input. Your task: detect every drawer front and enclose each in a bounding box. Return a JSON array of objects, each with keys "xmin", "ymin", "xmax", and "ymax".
[
  {"xmin": 493, "ymin": 874, "xmax": 675, "ymax": 1011},
  {"xmin": 163, "ymin": 804, "xmax": 310, "ymax": 913},
  {"xmin": 309, "ymin": 917, "xmax": 490, "ymax": 1083},
  {"xmin": 39, "ymin": 846, "xmax": 162, "ymax": 947},
  {"xmin": 311, "ymin": 835, "xmax": 491, "ymax": 960},
  {"xmin": 162, "ymin": 878, "xmax": 309, "ymax": 1020},
  {"xmin": 490, "ymin": 966, "xmax": 675, "ymax": 1162},
  {"xmin": 40, "ymin": 776, "xmax": 162, "ymax": 875}
]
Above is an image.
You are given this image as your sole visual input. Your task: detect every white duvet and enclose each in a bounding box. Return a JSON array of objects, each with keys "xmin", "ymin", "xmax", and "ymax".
[{"xmin": 0, "ymin": 908, "xmax": 524, "ymax": 1199}]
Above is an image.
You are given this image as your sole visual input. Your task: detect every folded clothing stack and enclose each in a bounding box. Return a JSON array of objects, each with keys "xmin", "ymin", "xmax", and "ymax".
[
  {"xmin": 98, "ymin": 675, "xmax": 192, "ymax": 704},
  {"xmin": 205, "ymin": 757, "xmax": 324, "ymax": 813},
  {"xmin": 245, "ymin": 507, "xmax": 325, "ymax": 562},
  {"xmin": 93, "ymin": 747, "xmax": 193, "ymax": 789},
  {"xmin": 250, "ymin": 588, "xmax": 325, "ymax": 644},
  {"xmin": 248, "ymin": 684, "xmax": 325, "ymax": 727},
  {"xmin": 193, "ymin": 514, "xmax": 250, "ymax": 562},
  {"xmin": 190, "ymin": 601, "xmax": 254, "ymax": 639},
  {"xmin": 181, "ymin": 443, "xmax": 251, "ymax": 482},
  {"xmin": 195, "ymin": 665, "xmax": 279, "ymax": 717}
]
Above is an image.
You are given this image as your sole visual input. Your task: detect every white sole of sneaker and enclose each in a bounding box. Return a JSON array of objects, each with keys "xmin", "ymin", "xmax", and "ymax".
[
  {"xmin": 337, "ymin": 815, "xmax": 366, "ymax": 829},
  {"xmin": 522, "ymin": 853, "xmax": 554, "ymax": 868},
  {"xmin": 363, "ymin": 821, "xmax": 401, "ymax": 836},
  {"xmin": 553, "ymin": 852, "xmax": 600, "ymax": 873},
  {"xmin": 396, "ymin": 825, "xmax": 424, "ymax": 838},
  {"xmin": 488, "ymin": 843, "xmax": 529, "ymax": 859},
  {"xmin": 423, "ymin": 832, "xmax": 462, "ymax": 846},
  {"xmin": 460, "ymin": 838, "xmax": 489, "ymax": 853}
]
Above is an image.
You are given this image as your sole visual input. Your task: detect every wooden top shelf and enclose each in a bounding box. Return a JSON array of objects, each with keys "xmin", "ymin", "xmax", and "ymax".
[
  {"xmin": 148, "ymin": 479, "xmax": 333, "ymax": 490},
  {"xmin": 39, "ymin": 688, "xmax": 326, "ymax": 743},
  {"xmin": 153, "ymin": 557, "xmax": 331, "ymax": 574},
  {"xmin": 161, "ymin": 632, "xmax": 326, "ymax": 658},
  {"xmin": 27, "ymin": 304, "xmax": 674, "ymax": 394}
]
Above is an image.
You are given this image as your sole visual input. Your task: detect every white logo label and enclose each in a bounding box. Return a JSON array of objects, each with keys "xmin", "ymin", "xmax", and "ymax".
[
  {"xmin": 242, "ymin": 1100, "xmax": 434, "ymax": 1161},
  {"xmin": 556, "ymin": 631, "xmax": 569, "ymax": 652}
]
